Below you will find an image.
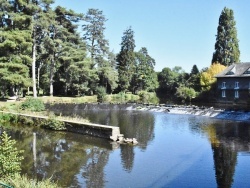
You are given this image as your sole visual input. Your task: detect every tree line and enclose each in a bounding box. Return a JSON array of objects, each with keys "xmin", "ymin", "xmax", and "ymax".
[
  {"xmin": 0, "ymin": 1, "xmax": 240, "ymax": 104},
  {"xmin": 0, "ymin": 1, "xmax": 158, "ymax": 98}
]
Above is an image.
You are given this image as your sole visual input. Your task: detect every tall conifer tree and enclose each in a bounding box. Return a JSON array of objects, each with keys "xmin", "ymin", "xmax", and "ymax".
[
  {"xmin": 212, "ymin": 7, "xmax": 240, "ymax": 66},
  {"xmin": 0, "ymin": 0, "xmax": 32, "ymax": 96},
  {"xmin": 117, "ymin": 27, "xmax": 136, "ymax": 92}
]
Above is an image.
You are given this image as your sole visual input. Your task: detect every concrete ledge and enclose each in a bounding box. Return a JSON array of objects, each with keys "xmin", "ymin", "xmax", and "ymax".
[{"xmin": 0, "ymin": 111, "xmax": 121, "ymax": 140}]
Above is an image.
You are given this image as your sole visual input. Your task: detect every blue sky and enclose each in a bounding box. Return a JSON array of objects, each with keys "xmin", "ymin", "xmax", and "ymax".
[{"xmin": 54, "ymin": 0, "xmax": 250, "ymax": 73}]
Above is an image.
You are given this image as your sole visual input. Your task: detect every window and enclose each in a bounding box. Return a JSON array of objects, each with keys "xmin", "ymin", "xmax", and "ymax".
[
  {"xmin": 222, "ymin": 82, "xmax": 226, "ymax": 89},
  {"xmin": 244, "ymin": 68, "xmax": 250, "ymax": 75},
  {"xmin": 235, "ymin": 90, "xmax": 239, "ymax": 98},
  {"xmin": 222, "ymin": 90, "xmax": 226, "ymax": 98},
  {"xmin": 226, "ymin": 66, "xmax": 235, "ymax": 75},
  {"xmin": 235, "ymin": 82, "xmax": 239, "ymax": 89}
]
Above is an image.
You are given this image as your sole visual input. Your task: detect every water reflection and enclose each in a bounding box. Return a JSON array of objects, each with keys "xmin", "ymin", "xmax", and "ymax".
[
  {"xmin": 59, "ymin": 110, "xmax": 155, "ymax": 149},
  {"xmin": 203, "ymin": 121, "xmax": 250, "ymax": 188},
  {"xmin": 0, "ymin": 125, "xmax": 112, "ymax": 187},
  {"xmin": 58, "ymin": 109, "xmax": 156, "ymax": 173},
  {"xmin": 1, "ymin": 110, "xmax": 250, "ymax": 187}
]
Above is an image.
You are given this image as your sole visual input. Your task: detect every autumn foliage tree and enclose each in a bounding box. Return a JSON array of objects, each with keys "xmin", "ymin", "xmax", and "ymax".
[{"xmin": 200, "ymin": 63, "xmax": 226, "ymax": 91}]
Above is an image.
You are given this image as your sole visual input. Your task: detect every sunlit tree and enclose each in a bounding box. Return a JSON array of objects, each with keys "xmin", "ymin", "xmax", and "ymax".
[
  {"xmin": 117, "ymin": 27, "xmax": 136, "ymax": 92},
  {"xmin": 212, "ymin": 7, "xmax": 240, "ymax": 66},
  {"xmin": 200, "ymin": 63, "xmax": 226, "ymax": 90}
]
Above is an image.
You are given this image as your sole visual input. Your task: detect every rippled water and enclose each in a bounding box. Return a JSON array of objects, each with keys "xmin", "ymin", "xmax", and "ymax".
[{"xmin": 1, "ymin": 109, "xmax": 250, "ymax": 187}]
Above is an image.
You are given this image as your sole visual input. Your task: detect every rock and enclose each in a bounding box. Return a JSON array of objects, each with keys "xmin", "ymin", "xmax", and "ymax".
[
  {"xmin": 110, "ymin": 136, "xmax": 117, "ymax": 141},
  {"xmin": 117, "ymin": 134, "xmax": 124, "ymax": 142},
  {"xmin": 124, "ymin": 138, "xmax": 133, "ymax": 143},
  {"xmin": 132, "ymin": 138, "xmax": 138, "ymax": 145}
]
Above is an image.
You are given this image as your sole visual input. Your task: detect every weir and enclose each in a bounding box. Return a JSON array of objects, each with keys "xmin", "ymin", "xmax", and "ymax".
[{"xmin": 0, "ymin": 111, "xmax": 121, "ymax": 141}]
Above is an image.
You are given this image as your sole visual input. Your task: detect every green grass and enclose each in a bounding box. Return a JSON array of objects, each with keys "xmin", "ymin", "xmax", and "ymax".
[{"xmin": 1, "ymin": 173, "xmax": 59, "ymax": 188}]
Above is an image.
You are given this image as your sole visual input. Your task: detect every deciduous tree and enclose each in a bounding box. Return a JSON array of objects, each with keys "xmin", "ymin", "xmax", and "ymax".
[{"xmin": 200, "ymin": 63, "xmax": 226, "ymax": 90}]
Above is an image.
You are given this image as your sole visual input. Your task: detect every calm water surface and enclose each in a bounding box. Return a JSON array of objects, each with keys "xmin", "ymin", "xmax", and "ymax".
[{"xmin": 1, "ymin": 109, "xmax": 250, "ymax": 187}]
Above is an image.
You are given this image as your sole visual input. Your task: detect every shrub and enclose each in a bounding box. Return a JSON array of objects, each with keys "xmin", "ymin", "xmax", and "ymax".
[
  {"xmin": 2, "ymin": 173, "xmax": 59, "ymax": 188},
  {"xmin": 113, "ymin": 92, "xmax": 126, "ymax": 103},
  {"xmin": 40, "ymin": 118, "xmax": 66, "ymax": 131},
  {"xmin": 21, "ymin": 98, "xmax": 45, "ymax": 112},
  {"xmin": 0, "ymin": 131, "xmax": 23, "ymax": 178},
  {"xmin": 138, "ymin": 91, "xmax": 159, "ymax": 104},
  {"xmin": 96, "ymin": 87, "xmax": 107, "ymax": 103},
  {"xmin": 0, "ymin": 113, "xmax": 12, "ymax": 123},
  {"xmin": 17, "ymin": 116, "xmax": 34, "ymax": 126}
]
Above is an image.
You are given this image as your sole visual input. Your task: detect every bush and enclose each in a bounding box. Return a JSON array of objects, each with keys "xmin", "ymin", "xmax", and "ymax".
[
  {"xmin": 113, "ymin": 92, "xmax": 126, "ymax": 103},
  {"xmin": 0, "ymin": 131, "xmax": 23, "ymax": 178},
  {"xmin": 96, "ymin": 87, "xmax": 107, "ymax": 103},
  {"xmin": 138, "ymin": 91, "xmax": 159, "ymax": 104},
  {"xmin": 0, "ymin": 113, "xmax": 12, "ymax": 123},
  {"xmin": 2, "ymin": 173, "xmax": 59, "ymax": 188},
  {"xmin": 40, "ymin": 118, "xmax": 66, "ymax": 131},
  {"xmin": 21, "ymin": 98, "xmax": 45, "ymax": 112}
]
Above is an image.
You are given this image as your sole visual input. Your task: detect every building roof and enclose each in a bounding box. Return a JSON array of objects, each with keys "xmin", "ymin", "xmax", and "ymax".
[{"xmin": 215, "ymin": 63, "xmax": 250, "ymax": 78}]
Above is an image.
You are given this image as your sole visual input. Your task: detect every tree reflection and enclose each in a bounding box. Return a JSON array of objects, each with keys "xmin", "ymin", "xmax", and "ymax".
[
  {"xmin": 212, "ymin": 143, "xmax": 237, "ymax": 188},
  {"xmin": 120, "ymin": 145, "xmax": 135, "ymax": 172},
  {"xmin": 1, "ymin": 126, "xmax": 111, "ymax": 188},
  {"xmin": 204, "ymin": 124, "xmax": 241, "ymax": 188},
  {"xmin": 59, "ymin": 107, "xmax": 156, "ymax": 172}
]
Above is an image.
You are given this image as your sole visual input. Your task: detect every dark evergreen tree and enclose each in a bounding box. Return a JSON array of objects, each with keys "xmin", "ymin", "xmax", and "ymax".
[
  {"xmin": 188, "ymin": 64, "xmax": 201, "ymax": 92},
  {"xmin": 212, "ymin": 7, "xmax": 240, "ymax": 66},
  {"xmin": 132, "ymin": 47, "xmax": 158, "ymax": 93},
  {"xmin": 0, "ymin": 0, "xmax": 33, "ymax": 97},
  {"xmin": 97, "ymin": 52, "xmax": 118, "ymax": 94},
  {"xmin": 117, "ymin": 27, "xmax": 136, "ymax": 92},
  {"xmin": 82, "ymin": 8, "xmax": 109, "ymax": 68},
  {"xmin": 42, "ymin": 6, "xmax": 84, "ymax": 96}
]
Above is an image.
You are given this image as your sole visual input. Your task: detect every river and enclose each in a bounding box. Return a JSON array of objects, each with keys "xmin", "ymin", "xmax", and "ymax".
[{"xmin": 1, "ymin": 108, "xmax": 250, "ymax": 187}]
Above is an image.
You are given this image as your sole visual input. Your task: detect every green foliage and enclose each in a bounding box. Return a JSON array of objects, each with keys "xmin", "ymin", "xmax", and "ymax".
[
  {"xmin": 0, "ymin": 131, "xmax": 23, "ymax": 178},
  {"xmin": 40, "ymin": 118, "xmax": 66, "ymax": 131},
  {"xmin": 138, "ymin": 91, "xmax": 159, "ymax": 104},
  {"xmin": 157, "ymin": 66, "xmax": 188, "ymax": 102},
  {"xmin": 113, "ymin": 92, "xmax": 126, "ymax": 103},
  {"xmin": 82, "ymin": 8, "xmax": 109, "ymax": 67},
  {"xmin": 212, "ymin": 7, "xmax": 240, "ymax": 66},
  {"xmin": 2, "ymin": 173, "xmax": 59, "ymax": 188},
  {"xmin": 21, "ymin": 98, "xmax": 45, "ymax": 112},
  {"xmin": 96, "ymin": 86, "xmax": 107, "ymax": 103},
  {"xmin": 131, "ymin": 47, "xmax": 159, "ymax": 93},
  {"xmin": 0, "ymin": 113, "xmax": 11, "ymax": 123},
  {"xmin": 117, "ymin": 27, "xmax": 136, "ymax": 92},
  {"xmin": 17, "ymin": 116, "xmax": 34, "ymax": 126},
  {"xmin": 0, "ymin": 1, "xmax": 33, "ymax": 96},
  {"xmin": 188, "ymin": 64, "xmax": 201, "ymax": 92},
  {"xmin": 176, "ymin": 86, "xmax": 196, "ymax": 103}
]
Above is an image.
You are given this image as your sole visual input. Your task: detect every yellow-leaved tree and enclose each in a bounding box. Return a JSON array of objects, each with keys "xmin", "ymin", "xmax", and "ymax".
[{"xmin": 200, "ymin": 63, "xmax": 226, "ymax": 90}]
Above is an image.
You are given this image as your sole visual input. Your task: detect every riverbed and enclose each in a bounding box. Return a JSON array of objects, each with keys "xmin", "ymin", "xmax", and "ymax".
[{"xmin": 1, "ymin": 108, "xmax": 250, "ymax": 187}]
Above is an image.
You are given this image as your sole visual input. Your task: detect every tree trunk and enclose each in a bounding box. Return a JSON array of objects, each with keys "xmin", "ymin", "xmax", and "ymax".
[
  {"xmin": 32, "ymin": 38, "xmax": 37, "ymax": 98},
  {"xmin": 49, "ymin": 56, "xmax": 55, "ymax": 96}
]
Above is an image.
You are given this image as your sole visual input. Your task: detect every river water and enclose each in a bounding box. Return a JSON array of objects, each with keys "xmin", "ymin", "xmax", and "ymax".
[{"xmin": 1, "ymin": 108, "xmax": 250, "ymax": 187}]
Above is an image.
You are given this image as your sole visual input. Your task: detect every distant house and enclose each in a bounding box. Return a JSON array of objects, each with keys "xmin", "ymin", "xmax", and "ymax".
[{"xmin": 215, "ymin": 63, "xmax": 250, "ymax": 105}]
